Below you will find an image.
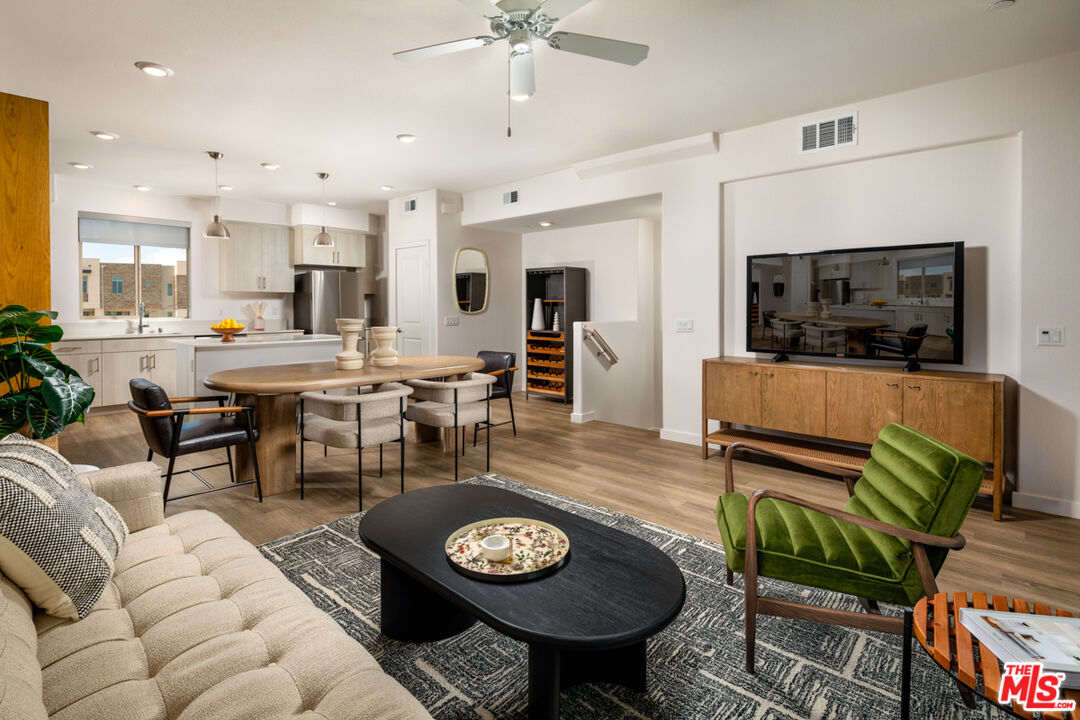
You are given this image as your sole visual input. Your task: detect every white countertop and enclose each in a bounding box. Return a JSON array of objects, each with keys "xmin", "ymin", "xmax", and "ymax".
[
  {"xmin": 169, "ymin": 333, "xmax": 340, "ymax": 350},
  {"xmin": 59, "ymin": 329, "xmax": 304, "ymax": 342}
]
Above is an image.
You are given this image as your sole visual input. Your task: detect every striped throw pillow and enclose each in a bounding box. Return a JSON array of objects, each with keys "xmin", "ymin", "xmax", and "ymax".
[{"xmin": 0, "ymin": 434, "xmax": 128, "ymax": 620}]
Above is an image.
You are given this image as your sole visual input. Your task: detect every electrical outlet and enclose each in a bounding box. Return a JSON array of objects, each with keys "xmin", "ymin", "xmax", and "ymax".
[
  {"xmin": 1037, "ymin": 326, "xmax": 1065, "ymax": 346},
  {"xmin": 445, "ymin": 316, "xmax": 459, "ymax": 327},
  {"xmin": 676, "ymin": 319, "xmax": 694, "ymax": 333}
]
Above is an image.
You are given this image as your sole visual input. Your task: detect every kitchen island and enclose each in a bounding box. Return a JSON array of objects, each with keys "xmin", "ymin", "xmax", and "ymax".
[{"xmin": 171, "ymin": 333, "xmax": 342, "ymax": 397}]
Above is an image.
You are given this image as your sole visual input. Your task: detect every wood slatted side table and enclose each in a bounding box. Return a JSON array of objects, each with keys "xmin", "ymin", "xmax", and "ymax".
[{"xmin": 911, "ymin": 592, "xmax": 1079, "ymax": 719}]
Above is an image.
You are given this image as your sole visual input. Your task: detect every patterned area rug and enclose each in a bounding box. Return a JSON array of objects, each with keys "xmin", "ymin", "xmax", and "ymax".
[{"xmin": 259, "ymin": 475, "xmax": 998, "ymax": 719}]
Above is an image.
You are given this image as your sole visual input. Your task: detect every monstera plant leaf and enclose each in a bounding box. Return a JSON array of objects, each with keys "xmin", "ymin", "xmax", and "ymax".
[
  {"xmin": 42, "ymin": 373, "xmax": 95, "ymax": 425},
  {"xmin": 0, "ymin": 393, "xmax": 29, "ymax": 437},
  {"xmin": 25, "ymin": 394, "xmax": 66, "ymax": 439}
]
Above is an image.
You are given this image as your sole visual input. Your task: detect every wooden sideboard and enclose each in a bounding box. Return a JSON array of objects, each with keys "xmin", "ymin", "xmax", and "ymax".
[{"xmin": 702, "ymin": 356, "xmax": 1012, "ymax": 520}]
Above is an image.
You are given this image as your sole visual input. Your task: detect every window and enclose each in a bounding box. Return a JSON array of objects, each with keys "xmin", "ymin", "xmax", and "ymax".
[
  {"xmin": 78, "ymin": 214, "xmax": 190, "ymax": 319},
  {"xmin": 896, "ymin": 254, "xmax": 956, "ymax": 302}
]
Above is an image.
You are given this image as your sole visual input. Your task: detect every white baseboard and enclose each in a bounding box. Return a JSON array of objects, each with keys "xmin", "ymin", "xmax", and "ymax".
[
  {"xmin": 1012, "ymin": 492, "xmax": 1080, "ymax": 519},
  {"xmin": 659, "ymin": 428, "xmax": 700, "ymax": 446},
  {"xmin": 570, "ymin": 411, "xmax": 596, "ymax": 424}
]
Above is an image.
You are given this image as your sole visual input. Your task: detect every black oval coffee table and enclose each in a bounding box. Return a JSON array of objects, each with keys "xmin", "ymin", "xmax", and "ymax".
[{"xmin": 359, "ymin": 484, "xmax": 687, "ymax": 720}]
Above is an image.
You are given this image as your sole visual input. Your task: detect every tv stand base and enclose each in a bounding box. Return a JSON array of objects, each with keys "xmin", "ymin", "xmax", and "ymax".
[{"xmin": 771, "ymin": 352, "xmax": 790, "ymax": 363}]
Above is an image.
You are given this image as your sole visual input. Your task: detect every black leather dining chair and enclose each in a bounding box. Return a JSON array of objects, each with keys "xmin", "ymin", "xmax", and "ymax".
[
  {"xmin": 869, "ymin": 323, "xmax": 929, "ymax": 372},
  {"xmin": 473, "ymin": 350, "xmax": 518, "ymax": 446},
  {"xmin": 128, "ymin": 378, "xmax": 263, "ymax": 507}
]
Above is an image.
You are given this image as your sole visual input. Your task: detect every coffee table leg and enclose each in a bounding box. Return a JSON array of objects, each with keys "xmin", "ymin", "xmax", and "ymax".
[
  {"xmin": 379, "ymin": 559, "xmax": 475, "ymax": 642},
  {"xmin": 901, "ymin": 609, "xmax": 912, "ymax": 720},
  {"xmin": 528, "ymin": 641, "xmax": 648, "ymax": 720},
  {"xmin": 529, "ymin": 645, "xmax": 562, "ymax": 720}
]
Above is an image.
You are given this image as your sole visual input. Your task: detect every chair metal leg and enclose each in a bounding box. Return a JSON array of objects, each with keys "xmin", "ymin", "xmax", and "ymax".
[
  {"xmin": 244, "ymin": 410, "xmax": 263, "ymax": 503},
  {"xmin": 146, "ymin": 448, "xmax": 154, "ymax": 462},
  {"xmin": 453, "ymin": 388, "xmax": 459, "ymax": 483},
  {"xmin": 379, "ymin": 443, "xmax": 383, "ymax": 477},
  {"xmin": 299, "ymin": 399, "xmax": 305, "ymax": 500},
  {"xmin": 508, "ymin": 392, "xmax": 517, "ymax": 436},
  {"xmin": 473, "ymin": 422, "xmax": 479, "ymax": 448},
  {"xmin": 225, "ymin": 446, "xmax": 234, "ymax": 483},
  {"xmin": 399, "ymin": 396, "xmax": 405, "ymax": 494},
  {"xmin": 357, "ymin": 402, "xmax": 363, "ymax": 512},
  {"xmin": 162, "ymin": 456, "xmax": 176, "ymax": 508},
  {"xmin": 461, "ymin": 425, "xmax": 466, "ymax": 457},
  {"xmin": 486, "ymin": 385, "xmax": 491, "ymax": 472}
]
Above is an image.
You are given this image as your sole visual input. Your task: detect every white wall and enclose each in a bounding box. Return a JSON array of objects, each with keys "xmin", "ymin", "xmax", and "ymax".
[
  {"xmin": 435, "ymin": 191, "xmax": 522, "ymax": 372},
  {"xmin": 724, "ymin": 137, "xmax": 1021, "ymax": 377},
  {"xmin": 460, "ymin": 51, "xmax": 1080, "ymax": 518},
  {"xmin": 50, "ymin": 176, "xmax": 292, "ymax": 327}
]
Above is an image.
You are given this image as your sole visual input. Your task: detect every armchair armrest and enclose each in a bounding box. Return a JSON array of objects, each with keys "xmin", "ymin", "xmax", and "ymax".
[
  {"xmin": 78, "ymin": 462, "xmax": 164, "ymax": 532},
  {"xmin": 486, "ymin": 366, "xmax": 519, "ymax": 377},
  {"xmin": 723, "ymin": 441, "xmax": 862, "ymax": 496},
  {"xmin": 127, "ymin": 401, "xmax": 252, "ymax": 418},
  {"xmin": 168, "ymin": 395, "xmax": 228, "ymax": 404}
]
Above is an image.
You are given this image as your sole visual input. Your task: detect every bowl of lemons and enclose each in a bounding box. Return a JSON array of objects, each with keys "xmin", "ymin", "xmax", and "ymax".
[{"xmin": 210, "ymin": 318, "xmax": 245, "ymax": 342}]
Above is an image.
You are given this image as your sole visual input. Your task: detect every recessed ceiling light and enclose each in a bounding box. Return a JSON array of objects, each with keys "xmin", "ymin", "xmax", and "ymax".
[
  {"xmin": 988, "ymin": 0, "xmax": 1015, "ymax": 9},
  {"xmin": 539, "ymin": 221, "xmax": 553, "ymax": 228},
  {"xmin": 90, "ymin": 131, "xmax": 119, "ymax": 141},
  {"xmin": 396, "ymin": 134, "xmax": 417, "ymax": 144},
  {"xmin": 260, "ymin": 162, "xmax": 280, "ymax": 170},
  {"xmin": 217, "ymin": 184, "xmax": 233, "ymax": 192},
  {"xmin": 133, "ymin": 185, "xmax": 151, "ymax": 192},
  {"xmin": 68, "ymin": 162, "xmax": 93, "ymax": 170},
  {"xmin": 327, "ymin": 201, "xmax": 337, "ymax": 206},
  {"xmin": 134, "ymin": 61, "xmax": 173, "ymax": 78},
  {"xmin": 380, "ymin": 185, "xmax": 394, "ymax": 191}
]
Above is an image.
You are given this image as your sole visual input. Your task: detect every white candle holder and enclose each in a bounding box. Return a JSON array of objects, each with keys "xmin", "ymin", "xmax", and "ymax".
[
  {"xmin": 370, "ymin": 326, "xmax": 399, "ymax": 367},
  {"xmin": 335, "ymin": 318, "xmax": 366, "ymax": 370}
]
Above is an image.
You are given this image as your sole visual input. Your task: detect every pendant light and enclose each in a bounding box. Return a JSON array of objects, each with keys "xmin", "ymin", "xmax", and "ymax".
[
  {"xmin": 203, "ymin": 151, "xmax": 231, "ymax": 240},
  {"xmin": 312, "ymin": 172, "xmax": 334, "ymax": 247}
]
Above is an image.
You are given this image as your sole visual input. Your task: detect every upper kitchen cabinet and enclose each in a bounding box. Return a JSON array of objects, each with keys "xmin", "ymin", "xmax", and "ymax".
[
  {"xmin": 850, "ymin": 259, "xmax": 886, "ymax": 289},
  {"xmin": 292, "ymin": 225, "xmax": 367, "ymax": 268},
  {"xmin": 219, "ymin": 222, "xmax": 293, "ymax": 293}
]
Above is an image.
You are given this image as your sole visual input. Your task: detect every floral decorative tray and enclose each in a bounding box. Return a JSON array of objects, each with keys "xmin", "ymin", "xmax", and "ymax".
[{"xmin": 444, "ymin": 517, "xmax": 570, "ymax": 583}]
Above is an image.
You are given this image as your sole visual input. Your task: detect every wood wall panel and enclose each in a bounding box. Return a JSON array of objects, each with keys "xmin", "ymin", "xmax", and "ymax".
[{"xmin": 1, "ymin": 92, "xmax": 50, "ymax": 311}]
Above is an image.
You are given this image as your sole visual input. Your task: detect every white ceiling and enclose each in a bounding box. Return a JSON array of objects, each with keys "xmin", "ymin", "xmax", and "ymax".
[{"xmin": 2, "ymin": 0, "xmax": 1078, "ymax": 212}]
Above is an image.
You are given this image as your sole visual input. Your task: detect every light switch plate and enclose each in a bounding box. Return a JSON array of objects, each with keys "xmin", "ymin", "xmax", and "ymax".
[
  {"xmin": 1037, "ymin": 326, "xmax": 1065, "ymax": 346},
  {"xmin": 445, "ymin": 316, "xmax": 460, "ymax": 327},
  {"xmin": 676, "ymin": 319, "xmax": 694, "ymax": 333}
]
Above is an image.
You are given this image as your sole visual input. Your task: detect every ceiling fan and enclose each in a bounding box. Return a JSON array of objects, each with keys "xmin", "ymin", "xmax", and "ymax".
[{"xmin": 393, "ymin": 0, "xmax": 650, "ymax": 101}]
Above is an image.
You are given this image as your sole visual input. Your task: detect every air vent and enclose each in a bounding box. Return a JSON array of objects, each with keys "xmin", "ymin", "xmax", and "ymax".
[
  {"xmin": 403, "ymin": 198, "xmax": 417, "ymax": 213},
  {"xmin": 800, "ymin": 112, "xmax": 857, "ymax": 153},
  {"xmin": 502, "ymin": 189, "xmax": 520, "ymax": 206}
]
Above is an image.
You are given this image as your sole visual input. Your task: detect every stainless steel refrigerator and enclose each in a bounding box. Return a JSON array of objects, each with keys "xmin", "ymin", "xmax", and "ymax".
[{"xmin": 293, "ymin": 270, "xmax": 371, "ymax": 335}]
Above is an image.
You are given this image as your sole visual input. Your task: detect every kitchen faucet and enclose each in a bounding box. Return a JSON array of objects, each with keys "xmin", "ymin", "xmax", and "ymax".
[{"xmin": 138, "ymin": 301, "xmax": 150, "ymax": 334}]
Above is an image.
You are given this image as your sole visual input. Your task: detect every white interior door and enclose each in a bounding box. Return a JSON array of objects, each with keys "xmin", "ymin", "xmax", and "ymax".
[{"xmin": 394, "ymin": 243, "xmax": 431, "ymax": 356}]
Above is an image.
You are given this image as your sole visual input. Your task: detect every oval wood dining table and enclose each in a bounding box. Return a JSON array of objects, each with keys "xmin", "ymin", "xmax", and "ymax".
[{"xmin": 204, "ymin": 356, "xmax": 485, "ymax": 496}]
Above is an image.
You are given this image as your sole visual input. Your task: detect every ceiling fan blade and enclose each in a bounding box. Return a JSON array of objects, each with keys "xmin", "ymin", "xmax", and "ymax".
[
  {"xmin": 456, "ymin": 0, "xmax": 507, "ymax": 20},
  {"xmin": 534, "ymin": 0, "xmax": 594, "ymax": 21},
  {"xmin": 394, "ymin": 36, "xmax": 497, "ymax": 62},
  {"xmin": 547, "ymin": 31, "xmax": 649, "ymax": 66},
  {"xmin": 509, "ymin": 50, "xmax": 536, "ymax": 99}
]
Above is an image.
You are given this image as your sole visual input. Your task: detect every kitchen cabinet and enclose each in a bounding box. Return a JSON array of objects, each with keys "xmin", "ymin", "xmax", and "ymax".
[
  {"xmin": 60, "ymin": 353, "xmax": 104, "ymax": 408},
  {"xmin": 850, "ymin": 260, "xmax": 885, "ymax": 290},
  {"xmin": 100, "ymin": 348, "xmax": 176, "ymax": 405},
  {"xmin": 817, "ymin": 262, "xmax": 851, "ymax": 281},
  {"xmin": 898, "ymin": 307, "xmax": 946, "ymax": 335},
  {"xmin": 825, "ymin": 372, "xmax": 902, "ymax": 444},
  {"xmin": 219, "ymin": 222, "xmax": 293, "ymax": 293},
  {"xmin": 292, "ymin": 225, "xmax": 367, "ymax": 268}
]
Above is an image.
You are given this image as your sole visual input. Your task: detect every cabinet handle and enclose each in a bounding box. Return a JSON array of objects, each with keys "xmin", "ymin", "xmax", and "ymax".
[
  {"xmin": 907, "ymin": 385, "xmax": 921, "ymax": 390},
  {"xmin": 765, "ymin": 372, "xmax": 774, "ymax": 378},
  {"xmin": 139, "ymin": 354, "xmax": 146, "ymax": 371},
  {"xmin": 150, "ymin": 353, "xmax": 156, "ymax": 370},
  {"xmin": 886, "ymin": 382, "xmax": 899, "ymax": 388},
  {"xmin": 749, "ymin": 370, "xmax": 759, "ymax": 376}
]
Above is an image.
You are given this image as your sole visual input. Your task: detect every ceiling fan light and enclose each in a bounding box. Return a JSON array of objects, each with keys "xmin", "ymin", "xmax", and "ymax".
[
  {"xmin": 509, "ymin": 29, "xmax": 532, "ymax": 54},
  {"xmin": 313, "ymin": 227, "xmax": 334, "ymax": 247},
  {"xmin": 203, "ymin": 215, "xmax": 231, "ymax": 240},
  {"xmin": 510, "ymin": 93, "xmax": 532, "ymax": 102}
]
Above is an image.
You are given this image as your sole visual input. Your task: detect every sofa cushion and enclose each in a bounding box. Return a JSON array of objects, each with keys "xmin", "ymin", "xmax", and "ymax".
[
  {"xmin": 0, "ymin": 434, "xmax": 128, "ymax": 620},
  {"xmin": 36, "ymin": 509, "xmax": 431, "ymax": 720},
  {"xmin": 0, "ymin": 575, "xmax": 47, "ymax": 720}
]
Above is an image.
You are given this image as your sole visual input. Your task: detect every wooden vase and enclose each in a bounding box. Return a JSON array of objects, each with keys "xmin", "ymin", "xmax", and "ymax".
[
  {"xmin": 370, "ymin": 326, "xmax": 399, "ymax": 367},
  {"xmin": 335, "ymin": 318, "xmax": 366, "ymax": 370}
]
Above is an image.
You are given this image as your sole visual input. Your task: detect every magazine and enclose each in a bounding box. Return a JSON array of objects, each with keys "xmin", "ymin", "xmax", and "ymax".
[{"xmin": 959, "ymin": 608, "xmax": 1080, "ymax": 689}]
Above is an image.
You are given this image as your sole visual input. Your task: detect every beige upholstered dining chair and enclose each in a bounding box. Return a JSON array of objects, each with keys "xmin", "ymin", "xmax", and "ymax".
[
  {"xmin": 404, "ymin": 373, "xmax": 496, "ymax": 483},
  {"xmin": 802, "ymin": 323, "xmax": 847, "ymax": 353},
  {"xmin": 298, "ymin": 382, "xmax": 412, "ymax": 510}
]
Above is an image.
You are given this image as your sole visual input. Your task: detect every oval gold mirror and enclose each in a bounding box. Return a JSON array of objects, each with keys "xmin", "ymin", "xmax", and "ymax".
[{"xmin": 454, "ymin": 248, "xmax": 489, "ymax": 314}]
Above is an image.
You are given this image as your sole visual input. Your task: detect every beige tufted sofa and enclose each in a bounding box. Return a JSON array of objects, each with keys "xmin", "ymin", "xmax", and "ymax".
[{"xmin": 0, "ymin": 462, "xmax": 432, "ymax": 720}]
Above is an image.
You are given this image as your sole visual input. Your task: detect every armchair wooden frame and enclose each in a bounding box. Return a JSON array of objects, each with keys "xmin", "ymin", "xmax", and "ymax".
[
  {"xmin": 724, "ymin": 442, "xmax": 967, "ymax": 689},
  {"xmin": 128, "ymin": 394, "xmax": 263, "ymax": 506},
  {"xmin": 473, "ymin": 365, "xmax": 518, "ymax": 446},
  {"xmin": 869, "ymin": 327, "xmax": 928, "ymax": 372}
]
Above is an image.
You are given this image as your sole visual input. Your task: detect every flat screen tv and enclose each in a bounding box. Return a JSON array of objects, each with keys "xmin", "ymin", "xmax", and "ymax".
[{"xmin": 746, "ymin": 242, "xmax": 963, "ymax": 371}]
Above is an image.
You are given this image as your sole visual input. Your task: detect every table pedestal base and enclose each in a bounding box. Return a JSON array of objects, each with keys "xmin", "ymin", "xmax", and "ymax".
[
  {"xmin": 234, "ymin": 393, "xmax": 296, "ymax": 497},
  {"xmin": 378, "ymin": 559, "xmax": 648, "ymax": 720}
]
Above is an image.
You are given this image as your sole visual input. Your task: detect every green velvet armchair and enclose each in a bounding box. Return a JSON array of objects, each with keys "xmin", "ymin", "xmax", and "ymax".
[{"xmin": 716, "ymin": 423, "xmax": 984, "ymax": 673}]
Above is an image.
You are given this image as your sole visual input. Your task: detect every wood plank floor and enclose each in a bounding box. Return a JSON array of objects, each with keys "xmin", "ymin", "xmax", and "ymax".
[{"xmin": 60, "ymin": 394, "xmax": 1080, "ymax": 614}]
